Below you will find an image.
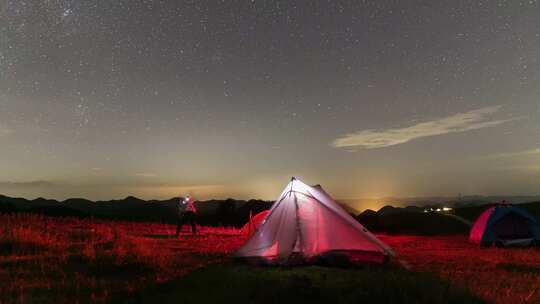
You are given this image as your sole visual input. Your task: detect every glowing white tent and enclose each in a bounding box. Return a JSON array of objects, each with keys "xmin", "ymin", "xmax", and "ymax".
[{"xmin": 234, "ymin": 177, "xmax": 394, "ymax": 264}]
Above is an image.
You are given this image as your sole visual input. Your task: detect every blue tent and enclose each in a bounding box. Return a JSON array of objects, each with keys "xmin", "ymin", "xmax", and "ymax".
[{"xmin": 470, "ymin": 204, "xmax": 540, "ymax": 246}]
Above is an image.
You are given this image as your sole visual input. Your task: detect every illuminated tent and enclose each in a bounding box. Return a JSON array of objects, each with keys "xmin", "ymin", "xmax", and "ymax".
[
  {"xmin": 241, "ymin": 210, "xmax": 270, "ymax": 237},
  {"xmin": 234, "ymin": 177, "xmax": 394, "ymax": 264},
  {"xmin": 470, "ymin": 204, "xmax": 540, "ymax": 246}
]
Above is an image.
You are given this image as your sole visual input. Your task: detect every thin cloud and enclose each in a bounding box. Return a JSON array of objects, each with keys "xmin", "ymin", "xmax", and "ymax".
[
  {"xmin": 0, "ymin": 181, "xmax": 56, "ymax": 189},
  {"xmin": 332, "ymin": 106, "xmax": 522, "ymax": 149},
  {"xmin": 487, "ymin": 148, "xmax": 540, "ymax": 159},
  {"xmin": 135, "ymin": 172, "xmax": 158, "ymax": 178}
]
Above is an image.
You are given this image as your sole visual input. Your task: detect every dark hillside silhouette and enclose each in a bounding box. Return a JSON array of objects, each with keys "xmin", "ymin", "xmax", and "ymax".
[
  {"xmin": 2, "ymin": 194, "xmax": 540, "ymax": 231},
  {"xmin": 0, "ymin": 194, "xmax": 273, "ymax": 227}
]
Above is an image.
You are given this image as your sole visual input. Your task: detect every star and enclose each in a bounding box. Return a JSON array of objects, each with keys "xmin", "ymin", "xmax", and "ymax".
[{"xmin": 62, "ymin": 8, "xmax": 73, "ymax": 18}]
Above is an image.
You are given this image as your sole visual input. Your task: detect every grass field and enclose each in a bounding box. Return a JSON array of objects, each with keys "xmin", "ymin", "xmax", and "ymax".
[
  {"xmin": 124, "ymin": 263, "xmax": 481, "ymax": 303},
  {"xmin": 1, "ymin": 213, "xmax": 539, "ymax": 303}
]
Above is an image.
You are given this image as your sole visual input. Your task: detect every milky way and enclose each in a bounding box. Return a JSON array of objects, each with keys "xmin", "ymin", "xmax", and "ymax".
[{"xmin": 1, "ymin": 1, "xmax": 539, "ymax": 203}]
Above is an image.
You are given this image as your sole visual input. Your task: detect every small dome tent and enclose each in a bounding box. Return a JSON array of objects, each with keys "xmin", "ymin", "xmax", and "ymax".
[
  {"xmin": 469, "ymin": 203, "xmax": 540, "ymax": 247},
  {"xmin": 241, "ymin": 210, "xmax": 270, "ymax": 237},
  {"xmin": 234, "ymin": 177, "xmax": 394, "ymax": 264}
]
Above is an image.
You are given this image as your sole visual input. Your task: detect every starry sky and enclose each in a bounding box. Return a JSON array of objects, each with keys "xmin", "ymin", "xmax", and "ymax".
[{"xmin": 1, "ymin": 1, "xmax": 540, "ymax": 206}]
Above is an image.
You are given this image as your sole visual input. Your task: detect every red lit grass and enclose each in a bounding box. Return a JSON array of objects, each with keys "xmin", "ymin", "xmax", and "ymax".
[
  {"xmin": 0, "ymin": 213, "xmax": 244, "ymax": 303},
  {"xmin": 1, "ymin": 213, "xmax": 539, "ymax": 303},
  {"xmin": 380, "ymin": 235, "xmax": 540, "ymax": 304}
]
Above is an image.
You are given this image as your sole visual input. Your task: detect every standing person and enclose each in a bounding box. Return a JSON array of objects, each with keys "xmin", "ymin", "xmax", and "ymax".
[
  {"xmin": 175, "ymin": 196, "xmax": 187, "ymax": 237},
  {"xmin": 175, "ymin": 195, "xmax": 198, "ymax": 237},
  {"xmin": 184, "ymin": 195, "xmax": 198, "ymax": 234}
]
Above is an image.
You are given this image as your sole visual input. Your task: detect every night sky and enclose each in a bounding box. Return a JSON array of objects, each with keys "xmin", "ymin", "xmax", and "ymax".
[{"xmin": 1, "ymin": 1, "xmax": 540, "ymax": 206}]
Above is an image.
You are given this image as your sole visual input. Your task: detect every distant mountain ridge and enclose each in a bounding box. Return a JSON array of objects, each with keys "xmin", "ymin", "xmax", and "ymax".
[
  {"xmin": 355, "ymin": 200, "xmax": 540, "ymax": 235},
  {"xmin": 2, "ymin": 193, "xmax": 540, "ymax": 230},
  {"xmin": 0, "ymin": 194, "xmax": 273, "ymax": 227},
  {"xmin": 341, "ymin": 195, "xmax": 540, "ymax": 213}
]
